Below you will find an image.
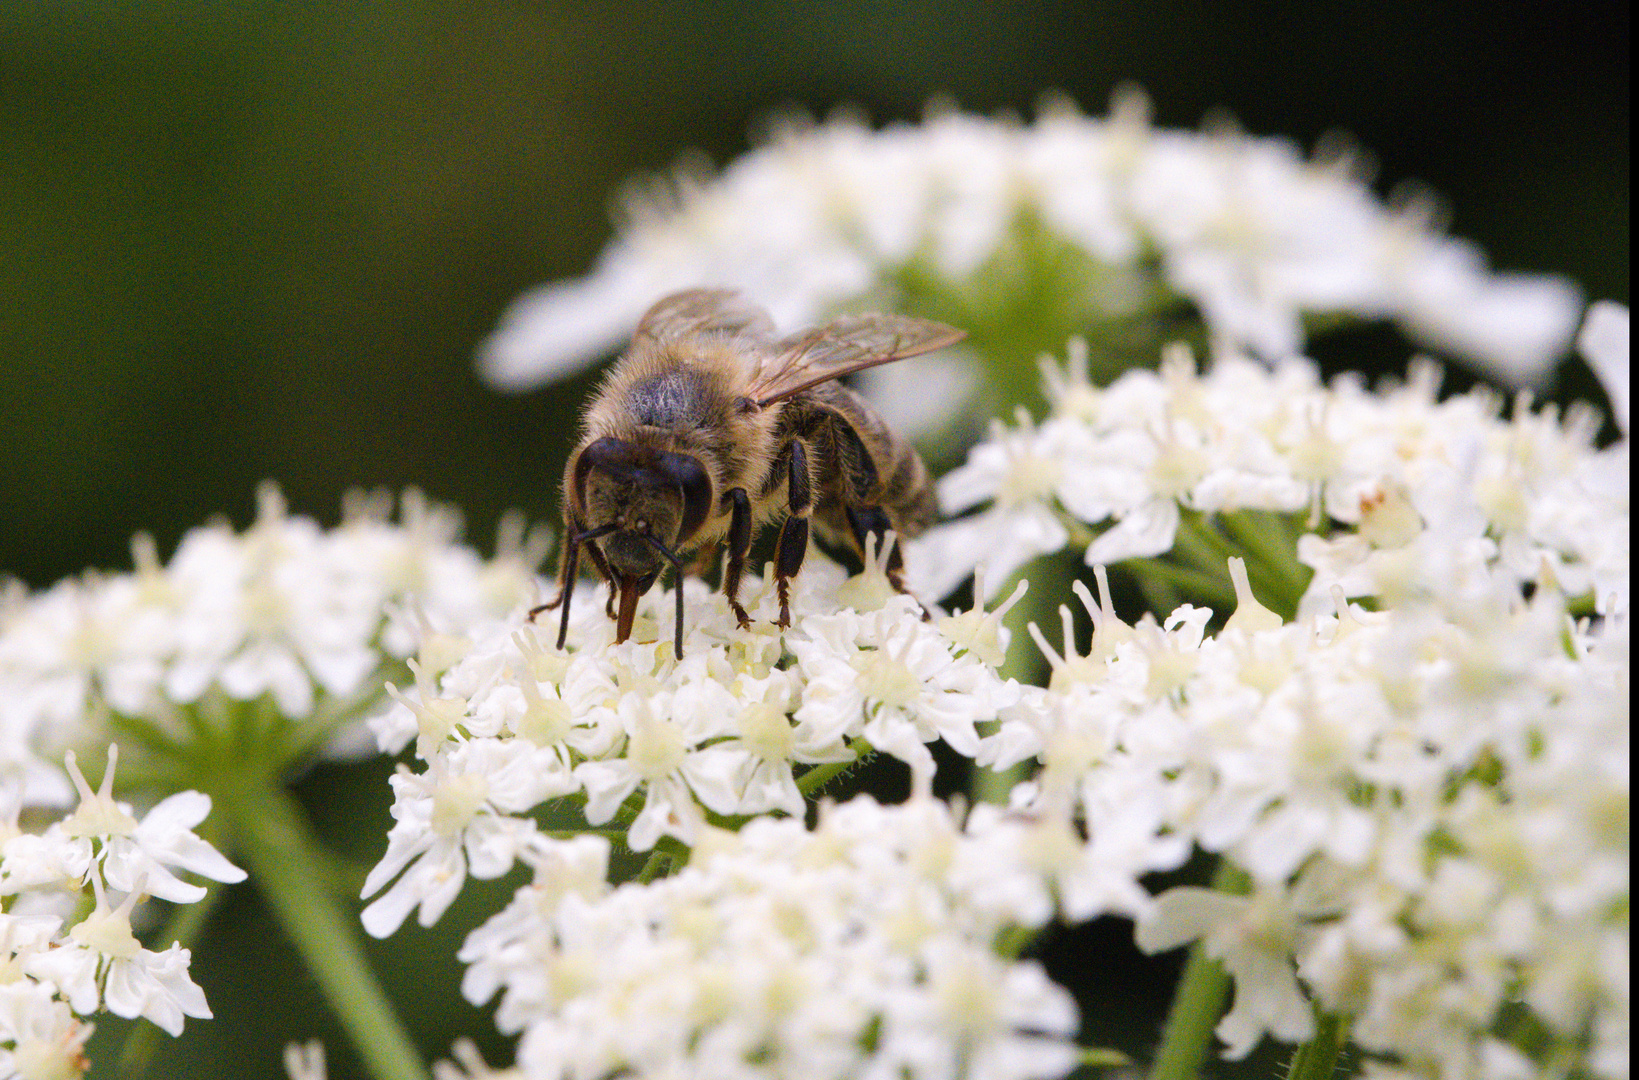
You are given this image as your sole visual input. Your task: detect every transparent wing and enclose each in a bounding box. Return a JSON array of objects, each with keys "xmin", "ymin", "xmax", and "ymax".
[
  {"xmin": 633, "ymin": 288, "xmax": 777, "ymax": 344},
  {"xmin": 747, "ymin": 314, "xmax": 966, "ymax": 407}
]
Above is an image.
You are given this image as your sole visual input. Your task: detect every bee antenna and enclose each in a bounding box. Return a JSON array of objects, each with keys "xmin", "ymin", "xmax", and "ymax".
[
  {"xmin": 643, "ymin": 535, "xmax": 687, "ymax": 659},
  {"xmin": 558, "ymin": 523, "xmax": 618, "ymax": 651}
]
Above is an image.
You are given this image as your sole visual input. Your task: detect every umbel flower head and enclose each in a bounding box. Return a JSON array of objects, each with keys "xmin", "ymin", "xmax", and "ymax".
[
  {"xmin": 916, "ymin": 333, "xmax": 1627, "ymax": 613},
  {"xmin": 365, "ymin": 300, "xmax": 1628, "ymax": 1079},
  {"xmin": 480, "ymin": 91, "xmax": 1580, "ymax": 395},
  {"xmin": 0, "ymin": 482, "xmax": 546, "ymax": 799},
  {"xmin": 0, "ymin": 483, "xmax": 549, "ymax": 1071},
  {"xmin": 359, "ymin": 551, "xmax": 1028, "ymax": 936},
  {"xmin": 0, "ymin": 743, "xmax": 247, "ymax": 1064}
]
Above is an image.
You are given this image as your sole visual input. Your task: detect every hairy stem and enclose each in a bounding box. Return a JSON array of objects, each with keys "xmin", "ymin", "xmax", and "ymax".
[
  {"xmin": 1286, "ymin": 1008, "xmax": 1350, "ymax": 1080},
  {"xmin": 1148, "ymin": 860, "xmax": 1251, "ymax": 1080}
]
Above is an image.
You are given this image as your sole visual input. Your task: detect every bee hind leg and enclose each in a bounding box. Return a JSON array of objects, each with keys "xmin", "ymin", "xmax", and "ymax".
[
  {"xmin": 845, "ymin": 505, "xmax": 928, "ymax": 619},
  {"xmin": 773, "ymin": 440, "xmax": 814, "ymax": 629},
  {"xmin": 721, "ymin": 488, "xmax": 754, "ymax": 630}
]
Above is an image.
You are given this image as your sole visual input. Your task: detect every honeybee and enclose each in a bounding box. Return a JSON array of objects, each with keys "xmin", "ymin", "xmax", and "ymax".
[{"xmin": 533, "ymin": 288, "xmax": 965, "ymax": 657}]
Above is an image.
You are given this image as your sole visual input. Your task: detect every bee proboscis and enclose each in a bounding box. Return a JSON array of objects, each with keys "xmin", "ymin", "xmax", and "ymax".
[{"xmin": 533, "ymin": 288, "xmax": 965, "ymax": 657}]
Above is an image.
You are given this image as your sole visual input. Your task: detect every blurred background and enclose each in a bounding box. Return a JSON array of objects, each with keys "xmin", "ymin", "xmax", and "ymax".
[{"xmin": 1, "ymin": 2, "xmax": 1627, "ymax": 1077}]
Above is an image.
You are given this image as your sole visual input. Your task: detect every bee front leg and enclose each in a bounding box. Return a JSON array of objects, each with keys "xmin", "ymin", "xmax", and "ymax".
[
  {"xmin": 582, "ymin": 539, "xmax": 620, "ymax": 620},
  {"xmin": 774, "ymin": 439, "xmax": 813, "ymax": 629},
  {"xmin": 721, "ymin": 488, "xmax": 754, "ymax": 630},
  {"xmin": 529, "ymin": 507, "xmax": 580, "ymax": 620}
]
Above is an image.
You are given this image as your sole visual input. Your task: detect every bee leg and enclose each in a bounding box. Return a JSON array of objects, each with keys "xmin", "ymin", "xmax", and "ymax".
[
  {"xmin": 846, "ymin": 505, "xmax": 927, "ymax": 618},
  {"xmin": 775, "ymin": 440, "xmax": 813, "ymax": 629},
  {"xmin": 685, "ymin": 543, "xmax": 719, "ymax": 578},
  {"xmin": 529, "ymin": 507, "xmax": 580, "ymax": 619},
  {"xmin": 581, "ymin": 539, "xmax": 620, "ymax": 620},
  {"xmin": 532, "ymin": 524, "xmax": 620, "ymax": 649},
  {"xmin": 721, "ymin": 488, "xmax": 753, "ymax": 629}
]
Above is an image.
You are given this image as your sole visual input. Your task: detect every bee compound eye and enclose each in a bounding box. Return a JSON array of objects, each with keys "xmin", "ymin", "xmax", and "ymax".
[{"xmin": 656, "ymin": 452, "xmax": 712, "ymax": 545}]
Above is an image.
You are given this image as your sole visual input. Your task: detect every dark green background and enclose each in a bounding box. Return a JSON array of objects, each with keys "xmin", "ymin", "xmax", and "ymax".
[{"xmin": 1, "ymin": 3, "xmax": 1627, "ymax": 1077}]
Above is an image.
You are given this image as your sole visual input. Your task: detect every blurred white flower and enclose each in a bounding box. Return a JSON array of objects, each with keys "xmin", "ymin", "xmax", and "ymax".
[
  {"xmin": 1579, "ymin": 300, "xmax": 1629, "ymax": 434},
  {"xmin": 284, "ymin": 1040, "xmax": 327, "ymax": 1080},
  {"xmin": 480, "ymin": 95, "xmax": 1580, "ymax": 393},
  {"xmin": 456, "ymin": 797, "xmax": 1079, "ymax": 1080},
  {"xmin": 0, "ymin": 981, "xmax": 93, "ymax": 1080},
  {"xmin": 0, "ymin": 484, "xmax": 544, "ymax": 787}
]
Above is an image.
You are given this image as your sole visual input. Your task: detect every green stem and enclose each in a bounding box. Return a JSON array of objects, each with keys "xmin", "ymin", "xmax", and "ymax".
[
  {"xmin": 228, "ymin": 781, "xmax": 428, "ymax": 1080},
  {"xmin": 993, "ymin": 924, "xmax": 1037, "ymax": 960},
  {"xmin": 1173, "ymin": 511, "xmax": 1238, "ymax": 567},
  {"xmin": 1127, "ymin": 558, "xmax": 1237, "ymax": 610},
  {"xmin": 1148, "ymin": 860, "xmax": 1251, "ymax": 1080},
  {"xmin": 543, "ymin": 828, "xmax": 630, "ymax": 841},
  {"xmin": 1148, "ymin": 942, "xmax": 1231, "ymax": 1080},
  {"xmin": 797, "ymin": 741, "xmax": 872, "ymax": 797},
  {"xmin": 1218, "ymin": 512, "xmax": 1311, "ymax": 617},
  {"xmin": 636, "ymin": 848, "xmax": 670, "ymax": 884},
  {"xmin": 1286, "ymin": 1008, "xmax": 1350, "ymax": 1080},
  {"xmin": 1172, "ymin": 511, "xmax": 1302, "ymax": 619}
]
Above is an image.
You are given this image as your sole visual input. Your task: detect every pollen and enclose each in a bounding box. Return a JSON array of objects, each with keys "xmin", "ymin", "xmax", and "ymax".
[
  {"xmin": 739, "ymin": 701, "xmax": 796, "ymax": 762},
  {"xmin": 854, "ymin": 650, "xmax": 921, "ymax": 710},
  {"xmin": 431, "ymin": 773, "xmax": 490, "ymax": 836},
  {"xmin": 627, "ymin": 714, "xmax": 688, "ymax": 780},
  {"xmin": 999, "ymin": 453, "xmax": 1063, "ymax": 507}
]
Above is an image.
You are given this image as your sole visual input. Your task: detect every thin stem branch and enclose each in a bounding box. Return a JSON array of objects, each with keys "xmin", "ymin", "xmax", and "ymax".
[
  {"xmin": 636, "ymin": 848, "xmax": 670, "ymax": 884},
  {"xmin": 1286, "ymin": 1008, "xmax": 1350, "ymax": 1080},
  {"xmin": 797, "ymin": 741, "xmax": 872, "ymax": 797},
  {"xmin": 1147, "ymin": 860, "xmax": 1251, "ymax": 1080}
]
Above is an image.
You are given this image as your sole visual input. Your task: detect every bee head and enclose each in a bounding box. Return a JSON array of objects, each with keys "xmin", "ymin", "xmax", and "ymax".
[{"xmin": 574, "ymin": 436, "xmax": 712, "ymax": 643}]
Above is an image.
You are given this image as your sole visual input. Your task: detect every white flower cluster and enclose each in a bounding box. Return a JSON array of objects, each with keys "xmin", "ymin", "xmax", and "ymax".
[
  {"xmin": 0, "ymin": 744, "xmax": 246, "ymax": 1074},
  {"xmin": 479, "ymin": 93, "xmax": 1580, "ymax": 391},
  {"xmin": 0, "ymin": 482, "xmax": 544, "ymax": 804},
  {"xmin": 1009, "ymin": 573, "xmax": 1625, "ymax": 1075},
  {"xmin": 461, "ymin": 798, "xmax": 1078, "ymax": 1080},
  {"xmin": 370, "ymin": 308, "xmax": 1627, "ymax": 1077},
  {"xmin": 921, "ymin": 332, "xmax": 1628, "ymax": 618},
  {"xmin": 982, "ymin": 552, "xmax": 1628, "ymax": 1076},
  {"xmin": 0, "ymin": 483, "xmax": 543, "ymax": 1072},
  {"xmin": 952, "ymin": 309, "xmax": 1630, "ymax": 1074},
  {"xmin": 359, "ymin": 549, "xmax": 1026, "ymax": 937}
]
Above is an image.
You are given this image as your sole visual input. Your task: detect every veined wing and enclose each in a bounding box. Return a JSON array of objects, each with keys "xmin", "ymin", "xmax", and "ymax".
[
  {"xmin": 633, "ymin": 288, "xmax": 777, "ymax": 344},
  {"xmin": 747, "ymin": 313, "xmax": 966, "ymax": 407}
]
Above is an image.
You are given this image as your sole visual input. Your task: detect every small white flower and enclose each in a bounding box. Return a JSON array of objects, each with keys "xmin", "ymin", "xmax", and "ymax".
[
  {"xmin": 24, "ymin": 881, "xmax": 211, "ymax": 1037},
  {"xmin": 361, "ymin": 740, "xmax": 563, "ymax": 937},
  {"xmin": 8, "ymin": 746, "xmax": 247, "ymax": 905},
  {"xmin": 1136, "ymin": 885, "xmax": 1315, "ymax": 1057},
  {"xmin": 0, "ymin": 981, "xmax": 93, "ymax": 1080}
]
